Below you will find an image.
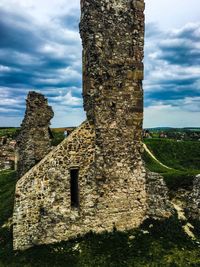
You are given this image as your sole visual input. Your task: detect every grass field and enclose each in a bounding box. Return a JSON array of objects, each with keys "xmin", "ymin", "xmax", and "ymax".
[
  {"xmin": 0, "ymin": 128, "xmax": 19, "ymax": 138},
  {"xmin": 144, "ymin": 139, "xmax": 200, "ymax": 170},
  {"xmin": 143, "ymin": 139, "xmax": 200, "ymax": 191},
  {"xmin": 51, "ymin": 129, "xmax": 65, "ymax": 146},
  {"xmin": 0, "ymin": 170, "xmax": 17, "ymax": 226},
  {"xmin": 0, "ymin": 127, "xmax": 69, "ymax": 145}
]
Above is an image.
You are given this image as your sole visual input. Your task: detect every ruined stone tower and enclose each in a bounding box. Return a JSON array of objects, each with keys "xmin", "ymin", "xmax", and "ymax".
[
  {"xmin": 13, "ymin": 0, "xmax": 172, "ymax": 250},
  {"xmin": 16, "ymin": 91, "xmax": 54, "ymax": 177},
  {"xmin": 80, "ymin": 0, "xmax": 144, "ymax": 183}
]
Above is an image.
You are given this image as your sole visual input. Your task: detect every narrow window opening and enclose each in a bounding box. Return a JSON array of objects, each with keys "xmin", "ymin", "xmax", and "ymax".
[{"xmin": 70, "ymin": 169, "xmax": 79, "ymax": 208}]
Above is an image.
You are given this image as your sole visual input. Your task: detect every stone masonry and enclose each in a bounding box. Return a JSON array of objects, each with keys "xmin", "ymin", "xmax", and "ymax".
[
  {"xmin": 187, "ymin": 174, "xmax": 200, "ymax": 220},
  {"xmin": 13, "ymin": 0, "xmax": 172, "ymax": 250},
  {"xmin": 80, "ymin": 0, "xmax": 144, "ymax": 183},
  {"xmin": 16, "ymin": 91, "xmax": 54, "ymax": 177}
]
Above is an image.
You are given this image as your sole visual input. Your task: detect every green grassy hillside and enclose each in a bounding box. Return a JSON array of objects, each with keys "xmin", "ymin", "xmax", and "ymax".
[
  {"xmin": 51, "ymin": 129, "xmax": 65, "ymax": 146},
  {"xmin": 0, "ymin": 127, "xmax": 70, "ymax": 147},
  {"xmin": 143, "ymin": 139, "xmax": 200, "ymax": 191},
  {"xmin": 144, "ymin": 139, "xmax": 200, "ymax": 170},
  {"xmin": 0, "ymin": 170, "xmax": 17, "ymax": 225},
  {"xmin": 0, "ymin": 128, "xmax": 19, "ymax": 138}
]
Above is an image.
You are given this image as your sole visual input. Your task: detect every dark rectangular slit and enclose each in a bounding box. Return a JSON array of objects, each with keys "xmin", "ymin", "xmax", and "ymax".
[{"xmin": 70, "ymin": 169, "xmax": 79, "ymax": 208}]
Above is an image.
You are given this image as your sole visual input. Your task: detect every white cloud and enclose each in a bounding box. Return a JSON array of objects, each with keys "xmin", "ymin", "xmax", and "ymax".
[
  {"xmin": 0, "ymin": 98, "xmax": 21, "ymax": 106},
  {"xmin": 35, "ymin": 67, "xmax": 81, "ymax": 86},
  {"xmin": 144, "ymin": 20, "xmax": 200, "ymax": 115},
  {"xmin": 0, "ymin": 65, "xmax": 12, "ymax": 72},
  {"xmin": 52, "ymin": 90, "xmax": 82, "ymax": 107},
  {"xmin": 0, "ymin": 107, "xmax": 19, "ymax": 113}
]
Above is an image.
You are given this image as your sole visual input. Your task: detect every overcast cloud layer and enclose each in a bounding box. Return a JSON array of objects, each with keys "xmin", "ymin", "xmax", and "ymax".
[{"xmin": 0, "ymin": 0, "xmax": 199, "ymax": 127}]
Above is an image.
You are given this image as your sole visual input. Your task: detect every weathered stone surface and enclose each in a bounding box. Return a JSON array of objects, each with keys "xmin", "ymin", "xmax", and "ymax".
[
  {"xmin": 16, "ymin": 91, "xmax": 54, "ymax": 177},
  {"xmin": 80, "ymin": 0, "xmax": 145, "ymax": 184},
  {"xmin": 146, "ymin": 171, "xmax": 174, "ymax": 219},
  {"xmin": 187, "ymin": 174, "xmax": 200, "ymax": 220},
  {"xmin": 0, "ymin": 137, "xmax": 16, "ymax": 170},
  {"xmin": 13, "ymin": 0, "xmax": 173, "ymax": 251}
]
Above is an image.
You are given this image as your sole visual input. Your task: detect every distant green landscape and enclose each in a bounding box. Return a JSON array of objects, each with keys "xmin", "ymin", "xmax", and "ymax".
[
  {"xmin": 0, "ymin": 128, "xmax": 200, "ymax": 266},
  {"xmin": 0, "ymin": 128, "xmax": 19, "ymax": 138},
  {"xmin": 144, "ymin": 139, "xmax": 200, "ymax": 170},
  {"xmin": 143, "ymin": 138, "xmax": 200, "ymax": 191},
  {"xmin": 0, "ymin": 127, "xmax": 68, "ymax": 146}
]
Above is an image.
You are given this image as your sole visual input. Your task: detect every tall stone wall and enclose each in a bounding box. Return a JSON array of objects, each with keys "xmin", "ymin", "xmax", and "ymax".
[
  {"xmin": 13, "ymin": 0, "xmax": 173, "ymax": 251},
  {"xmin": 16, "ymin": 91, "xmax": 54, "ymax": 177},
  {"xmin": 13, "ymin": 121, "xmax": 150, "ymax": 250},
  {"xmin": 80, "ymin": 0, "xmax": 148, "ymax": 232},
  {"xmin": 80, "ymin": 0, "xmax": 144, "ymax": 182}
]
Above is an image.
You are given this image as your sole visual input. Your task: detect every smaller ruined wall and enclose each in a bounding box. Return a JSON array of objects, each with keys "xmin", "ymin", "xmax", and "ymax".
[
  {"xmin": 16, "ymin": 91, "xmax": 54, "ymax": 177},
  {"xmin": 13, "ymin": 121, "xmax": 96, "ymax": 250}
]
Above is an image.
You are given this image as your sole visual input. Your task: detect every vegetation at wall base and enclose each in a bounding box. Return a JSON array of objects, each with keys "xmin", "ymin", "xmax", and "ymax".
[
  {"xmin": 1, "ymin": 170, "xmax": 200, "ymax": 266},
  {"xmin": 0, "ymin": 170, "xmax": 17, "ymax": 225},
  {"xmin": 51, "ymin": 129, "xmax": 65, "ymax": 146},
  {"xmin": 51, "ymin": 128, "xmax": 75, "ymax": 146}
]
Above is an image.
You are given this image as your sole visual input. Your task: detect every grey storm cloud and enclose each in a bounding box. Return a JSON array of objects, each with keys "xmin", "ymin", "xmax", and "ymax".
[
  {"xmin": 58, "ymin": 8, "xmax": 80, "ymax": 31},
  {"xmin": 0, "ymin": 10, "xmax": 42, "ymax": 53},
  {"xmin": 158, "ymin": 24, "xmax": 200, "ymax": 66},
  {"xmin": 144, "ymin": 22, "xmax": 200, "ymax": 113},
  {"xmin": 0, "ymin": 5, "xmax": 83, "ymax": 127},
  {"xmin": 145, "ymin": 23, "xmax": 162, "ymax": 39},
  {"xmin": 0, "ymin": 7, "xmax": 82, "ymax": 90}
]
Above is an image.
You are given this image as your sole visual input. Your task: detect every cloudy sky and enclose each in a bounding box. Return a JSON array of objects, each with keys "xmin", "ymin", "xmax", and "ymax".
[{"xmin": 0, "ymin": 0, "xmax": 199, "ymax": 128}]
